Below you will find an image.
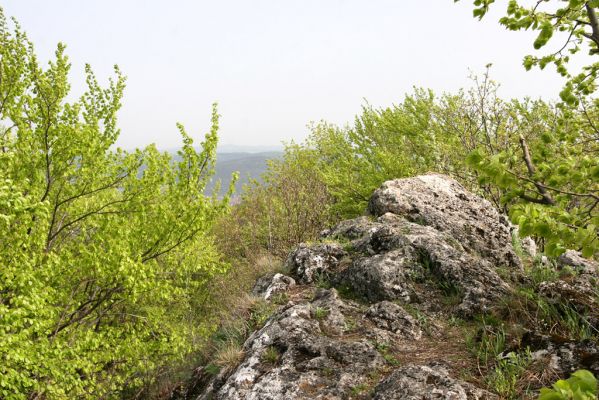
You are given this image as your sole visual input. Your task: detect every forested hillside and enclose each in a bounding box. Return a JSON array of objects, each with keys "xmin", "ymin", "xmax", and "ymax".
[{"xmin": 1, "ymin": 1, "xmax": 598, "ymax": 399}]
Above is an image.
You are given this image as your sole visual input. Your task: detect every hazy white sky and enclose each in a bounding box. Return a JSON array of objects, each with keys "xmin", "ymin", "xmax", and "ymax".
[{"xmin": 3, "ymin": 1, "xmax": 568, "ymax": 149}]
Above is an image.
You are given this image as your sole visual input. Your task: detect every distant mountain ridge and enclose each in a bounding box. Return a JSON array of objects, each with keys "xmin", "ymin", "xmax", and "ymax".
[
  {"xmin": 208, "ymin": 151, "xmax": 282, "ymax": 196},
  {"xmin": 166, "ymin": 146, "xmax": 282, "ymax": 196}
]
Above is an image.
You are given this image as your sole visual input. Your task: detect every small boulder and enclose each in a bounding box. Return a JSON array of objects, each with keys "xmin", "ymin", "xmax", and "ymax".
[
  {"xmin": 365, "ymin": 301, "xmax": 422, "ymax": 340},
  {"xmin": 538, "ymin": 277, "xmax": 599, "ymax": 332},
  {"xmin": 252, "ymin": 273, "xmax": 296, "ymax": 301},
  {"xmin": 287, "ymin": 243, "xmax": 347, "ymax": 284},
  {"xmin": 373, "ymin": 364, "xmax": 497, "ymax": 399},
  {"xmin": 200, "ymin": 289, "xmax": 385, "ymax": 399},
  {"xmin": 310, "ymin": 288, "xmax": 355, "ymax": 335},
  {"xmin": 523, "ymin": 331, "xmax": 599, "ymax": 376},
  {"xmin": 322, "ymin": 216, "xmax": 380, "ymax": 240},
  {"xmin": 521, "ymin": 236, "xmax": 537, "ymax": 258},
  {"xmin": 558, "ymin": 250, "xmax": 599, "ymax": 275},
  {"xmin": 335, "ymin": 248, "xmax": 418, "ymax": 303},
  {"xmin": 334, "ymin": 212, "xmax": 511, "ymax": 316}
]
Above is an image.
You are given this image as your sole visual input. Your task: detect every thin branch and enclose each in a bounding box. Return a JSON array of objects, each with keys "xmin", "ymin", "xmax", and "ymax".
[
  {"xmin": 47, "ymin": 196, "xmax": 133, "ymax": 248},
  {"xmin": 504, "ymin": 165, "xmax": 599, "ymax": 200}
]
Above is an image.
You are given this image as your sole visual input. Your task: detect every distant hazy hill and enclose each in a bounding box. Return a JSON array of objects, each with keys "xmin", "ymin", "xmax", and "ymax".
[
  {"xmin": 166, "ymin": 145, "xmax": 282, "ymax": 197},
  {"xmin": 208, "ymin": 151, "xmax": 282, "ymax": 196}
]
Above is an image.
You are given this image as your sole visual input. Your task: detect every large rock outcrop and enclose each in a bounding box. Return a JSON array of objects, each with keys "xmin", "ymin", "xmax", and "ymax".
[
  {"xmin": 322, "ymin": 175, "xmax": 520, "ymax": 317},
  {"xmin": 190, "ymin": 174, "xmax": 598, "ymax": 400},
  {"xmin": 367, "ymin": 175, "xmax": 520, "ymax": 269}
]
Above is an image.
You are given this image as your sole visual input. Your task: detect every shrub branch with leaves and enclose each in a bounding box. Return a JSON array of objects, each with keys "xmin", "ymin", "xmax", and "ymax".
[{"xmin": 461, "ymin": 0, "xmax": 599, "ymax": 103}]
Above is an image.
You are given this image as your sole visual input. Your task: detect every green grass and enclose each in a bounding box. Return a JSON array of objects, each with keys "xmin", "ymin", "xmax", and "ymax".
[
  {"xmin": 270, "ymin": 292, "xmax": 289, "ymax": 305},
  {"xmin": 313, "ymin": 306, "xmax": 330, "ymax": 320},
  {"xmin": 466, "ymin": 319, "xmax": 506, "ymax": 365},
  {"xmin": 212, "ymin": 320, "xmax": 248, "ymax": 348},
  {"xmin": 261, "ymin": 346, "xmax": 281, "ymax": 365},
  {"xmin": 315, "ymin": 272, "xmax": 332, "ymax": 289},
  {"xmin": 344, "ymin": 315, "xmax": 358, "ymax": 332},
  {"xmin": 465, "ymin": 317, "xmax": 536, "ymax": 398},
  {"xmin": 447, "ymin": 315, "xmax": 465, "ymax": 327},
  {"xmin": 350, "ymin": 383, "xmax": 370, "ymax": 395},
  {"xmin": 414, "ymin": 248, "xmax": 464, "ymax": 304},
  {"xmin": 511, "ymin": 231, "xmax": 526, "ymax": 259},
  {"xmin": 373, "ymin": 341, "xmax": 401, "ymax": 366},
  {"xmin": 527, "ymin": 263, "xmax": 560, "ymax": 288},
  {"xmin": 506, "ymin": 287, "xmax": 597, "ymax": 341},
  {"xmin": 248, "ymin": 299, "xmax": 277, "ymax": 330},
  {"xmin": 403, "ymin": 303, "xmax": 433, "ymax": 335},
  {"xmin": 486, "ymin": 351, "xmax": 532, "ymax": 399},
  {"xmin": 204, "ymin": 363, "xmax": 221, "ymax": 376},
  {"xmin": 335, "ymin": 283, "xmax": 364, "ymax": 302},
  {"xmin": 559, "ymin": 306, "xmax": 597, "ymax": 340}
]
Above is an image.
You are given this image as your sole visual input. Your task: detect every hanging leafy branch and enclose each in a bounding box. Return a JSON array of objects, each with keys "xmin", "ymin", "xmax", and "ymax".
[{"xmin": 460, "ymin": 0, "xmax": 599, "ymax": 104}]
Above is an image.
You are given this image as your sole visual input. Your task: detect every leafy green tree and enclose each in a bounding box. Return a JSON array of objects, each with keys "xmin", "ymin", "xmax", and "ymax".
[
  {"xmin": 296, "ymin": 78, "xmax": 544, "ymax": 217},
  {"xmin": 457, "ymin": 1, "xmax": 599, "ymax": 258},
  {"xmin": 467, "ymin": 98, "xmax": 599, "ymax": 257},
  {"xmin": 434, "ymin": 69, "xmax": 518, "ymax": 210},
  {"xmin": 0, "ymin": 10, "xmax": 231, "ymax": 398},
  {"xmin": 282, "ymin": 69, "xmax": 598, "ymax": 257},
  {"xmin": 306, "ymin": 89, "xmax": 439, "ymax": 217}
]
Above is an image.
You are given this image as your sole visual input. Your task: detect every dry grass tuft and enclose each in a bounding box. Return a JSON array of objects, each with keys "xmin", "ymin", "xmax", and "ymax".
[{"xmin": 214, "ymin": 341, "xmax": 245, "ymax": 370}]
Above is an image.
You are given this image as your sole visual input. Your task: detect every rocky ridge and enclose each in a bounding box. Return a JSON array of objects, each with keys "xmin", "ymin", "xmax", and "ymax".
[{"xmin": 190, "ymin": 174, "xmax": 599, "ymax": 400}]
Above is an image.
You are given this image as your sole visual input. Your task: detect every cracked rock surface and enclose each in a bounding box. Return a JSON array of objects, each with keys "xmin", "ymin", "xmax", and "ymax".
[{"xmin": 373, "ymin": 364, "xmax": 497, "ymax": 400}]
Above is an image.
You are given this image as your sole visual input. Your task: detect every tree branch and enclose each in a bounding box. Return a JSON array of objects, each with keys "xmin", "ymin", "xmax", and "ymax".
[
  {"xmin": 518, "ymin": 134, "xmax": 556, "ymax": 205},
  {"xmin": 584, "ymin": 3, "xmax": 599, "ymax": 48}
]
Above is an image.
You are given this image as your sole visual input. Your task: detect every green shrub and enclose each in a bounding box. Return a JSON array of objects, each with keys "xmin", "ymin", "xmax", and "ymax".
[
  {"xmin": 214, "ymin": 143, "xmax": 335, "ymax": 260},
  {"xmin": 273, "ymin": 68, "xmax": 599, "ymax": 258},
  {"xmin": 538, "ymin": 369, "xmax": 597, "ymax": 400},
  {"xmin": 313, "ymin": 306, "xmax": 330, "ymax": 320}
]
